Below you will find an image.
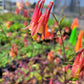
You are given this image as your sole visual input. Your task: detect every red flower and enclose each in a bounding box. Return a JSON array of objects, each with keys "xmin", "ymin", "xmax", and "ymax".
[
  {"xmin": 23, "ymin": 9, "xmax": 28, "ymax": 17},
  {"xmin": 34, "ymin": 1, "xmax": 53, "ymax": 37},
  {"xmin": 72, "ymin": 49, "xmax": 84, "ymax": 78},
  {"xmin": 24, "ymin": 0, "xmax": 44, "ymax": 29},
  {"xmin": 15, "ymin": 8, "xmax": 19, "ymax": 15},
  {"xmin": 5, "ymin": 21, "xmax": 13, "ymax": 29},
  {"xmin": 25, "ymin": 0, "xmax": 29, "ymax": 7},
  {"xmin": 24, "ymin": 21, "xmax": 28, "ymax": 26},
  {"xmin": 16, "ymin": 0, "xmax": 23, "ymax": 11},
  {"xmin": 24, "ymin": 0, "xmax": 53, "ymax": 39}
]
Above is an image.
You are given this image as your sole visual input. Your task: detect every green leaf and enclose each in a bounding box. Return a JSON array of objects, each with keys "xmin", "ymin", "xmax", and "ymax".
[
  {"xmin": 69, "ymin": 28, "xmax": 77, "ymax": 45},
  {"xmin": 59, "ymin": 16, "xmax": 65, "ymax": 24}
]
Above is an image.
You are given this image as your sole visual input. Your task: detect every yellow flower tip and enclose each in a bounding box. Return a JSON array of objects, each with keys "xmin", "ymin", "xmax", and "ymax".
[
  {"xmin": 32, "ymin": 34, "xmax": 37, "ymax": 40},
  {"xmin": 51, "ymin": 1, "xmax": 53, "ymax": 3}
]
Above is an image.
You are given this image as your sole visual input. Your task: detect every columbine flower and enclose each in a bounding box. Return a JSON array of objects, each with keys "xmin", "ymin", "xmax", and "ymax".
[
  {"xmin": 24, "ymin": 21, "xmax": 28, "ymax": 26},
  {"xmin": 24, "ymin": 0, "xmax": 45, "ymax": 32},
  {"xmin": 23, "ymin": 9, "xmax": 28, "ymax": 17},
  {"xmin": 5, "ymin": 21, "xmax": 13, "ymax": 29},
  {"xmin": 16, "ymin": 0, "xmax": 23, "ymax": 11},
  {"xmin": 25, "ymin": 0, "xmax": 29, "ymax": 7},
  {"xmin": 24, "ymin": 0, "xmax": 53, "ymax": 39},
  {"xmin": 15, "ymin": 8, "xmax": 19, "ymax": 15},
  {"xmin": 72, "ymin": 49, "xmax": 84, "ymax": 78},
  {"xmin": 33, "ymin": 1, "xmax": 53, "ymax": 37}
]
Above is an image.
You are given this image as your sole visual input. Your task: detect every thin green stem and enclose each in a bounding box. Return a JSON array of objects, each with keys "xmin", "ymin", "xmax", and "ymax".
[{"xmin": 51, "ymin": 12, "xmax": 66, "ymax": 84}]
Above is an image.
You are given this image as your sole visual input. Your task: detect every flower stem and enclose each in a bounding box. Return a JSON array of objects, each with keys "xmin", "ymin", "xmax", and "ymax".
[{"xmin": 51, "ymin": 12, "xmax": 66, "ymax": 84}]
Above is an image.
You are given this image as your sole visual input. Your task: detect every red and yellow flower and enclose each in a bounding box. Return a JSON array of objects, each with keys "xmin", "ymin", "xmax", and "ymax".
[
  {"xmin": 25, "ymin": 0, "xmax": 29, "ymax": 7},
  {"xmin": 16, "ymin": 0, "xmax": 23, "ymax": 11},
  {"xmin": 72, "ymin": 49, "xmax": 84, "ymax": 78},
  {"xmin": 24, "ymin": 0, "xmax": 53, "ymax": 39}
]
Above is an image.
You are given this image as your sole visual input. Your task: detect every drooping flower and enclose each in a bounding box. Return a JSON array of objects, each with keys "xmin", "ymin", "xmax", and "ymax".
[
  {"xmin": 74, "ymin": 30, "xmax": 83, "ymax": 52},
  {"xmin": 24, "ymin": 0, "xmax": 53, "ymax": 39},
  {"xmin": 25, "ymin": 0, "xmax": 29, "ymax": 7},
  {"xmin": 5, "ymin": 21, "xmax": 13, "ymax": 29},
  {"xmin": 15, "ymin": 8, "xmax": 19, "ymax": 15},
  {"xmin": 71, "ymin": 18, "xmax": 79, "ymax": 30},
  {"xmin": 23, "ymin": 9, "xmax": 28, "ymax": 17},
  {"xmin": 16, "ymin": 0, "xmax": 23, "ymax": 11},
  {"xmin": 72, "ymin": 49, "xmax": 84, "ymax": 78},
  {"xmin": 33, "ymin": 1, "xmax": 53, "ymax": 37},
  {"xmin": 28, "ymin": 0, "xmax": 45, "ymax": 30},
  {"xmin": 24, "ymin": 21, "xmax": 28, "ymax": 26}
]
